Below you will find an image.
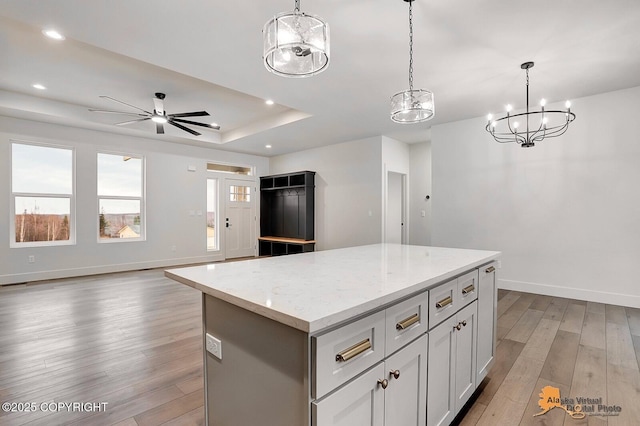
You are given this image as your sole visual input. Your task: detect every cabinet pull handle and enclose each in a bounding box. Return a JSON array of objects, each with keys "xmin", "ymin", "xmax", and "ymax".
[
  {"xmin": 377, "ymin": 378, "xmax": 389, "ymax": 389},
  {"xmin": 396, "ymin": 313, "xmax": 420, "ymax": 330},
  {"xmin": 435, "ymin": 296, "xmax": 453, "ymax": 309},
  {"xmin": 461, "ymin": 284, "xmax": 475, "ymax": 295},
  {"xmin": 485, "ymin": 266, "xmax": 496, "ymax": 273},
  {"xmin": 462, "ymin": 320, "xmax": 467, "ymax": 327},
  {"xmin": 455, "ymin": 323, "xmax": 462, "ymax": 331},
  {"xmin": 390, "ymin": 370, "xmax": 400, "ymax": 380},
  {"xmin": 335, "ymin": 339, "xmax": 372, "ymax": 363}
]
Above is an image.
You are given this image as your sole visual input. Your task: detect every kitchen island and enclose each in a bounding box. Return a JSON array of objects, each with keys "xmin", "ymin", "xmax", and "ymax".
[{"xmin": 165, "ymin": 243, "xmax": 500, "ymax": 426}]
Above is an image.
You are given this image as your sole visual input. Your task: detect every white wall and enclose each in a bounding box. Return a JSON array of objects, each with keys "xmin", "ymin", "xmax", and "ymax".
[
  {"xmin": 269, "ymin": 136, "xmax": 383, "ymax": 250},
  {"xmin": 0, "ymin": 116, "xmax": 268, "ymax": 285},
  {"xmin": 409, "ymin": 142, "xmax": 432, "ymax": 246},
  {"xmin": 431, "ymin": 86, "xmax": 640, "ymax": 308}
]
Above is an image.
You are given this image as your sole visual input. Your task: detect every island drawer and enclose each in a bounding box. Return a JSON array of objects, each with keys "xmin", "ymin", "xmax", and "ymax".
[
  {"xmin": 428, "ymin": 278, "xmax": 459, "ymax": 329},
  {"xmin": 312, "ymin": 310, "xmax": 386, "ymax": 399},
  {"xmin": 385, "ymin": 291, "xmax": 429, "ymax": 356},
  {"xmin": 458, "ymin": 270, "xmax": 479, "ymax": 307}
]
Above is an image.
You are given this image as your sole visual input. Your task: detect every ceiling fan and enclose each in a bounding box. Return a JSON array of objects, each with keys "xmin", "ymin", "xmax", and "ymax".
[{"xmin": 89, "ymin": 92, "xmax": 220, "ymax": 136}]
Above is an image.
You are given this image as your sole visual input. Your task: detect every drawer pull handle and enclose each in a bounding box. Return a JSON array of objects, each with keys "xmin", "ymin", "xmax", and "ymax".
[
  {"xmin": 435, "ymin": 296, "xmax": 453, "ymax": 309},
  {"xmin": 461, "ymin": 284, "xmax": 475, "ymax": 295},
  {"xmin": 335, "ymin": 339, "xmax": 372, "ymax": 363},
  {"xmin": 396, "ymin": 313, "xmax": 420, "ymax": 330},
  {"xmin": 378, "ymin": 378, "xmax": 389, "ymax": 389},
  {"xmin": 485, "ymin": 266, "xmax": 496, "ymax": 273},
  {"xmin": 390, "ymin": 369, "xmax": 400, "ymax": 380}
]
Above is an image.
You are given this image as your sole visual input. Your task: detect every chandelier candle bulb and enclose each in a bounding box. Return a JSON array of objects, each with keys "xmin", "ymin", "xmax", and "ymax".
[{"xmin": 540, "ymin": 98, "xmax": 546, "ymax": 107}]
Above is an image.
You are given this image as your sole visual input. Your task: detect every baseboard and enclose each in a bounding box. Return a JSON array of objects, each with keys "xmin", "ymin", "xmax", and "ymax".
[
  {"xmin": 498, "ymin": 278, "xmax": 640, "ymax": 309},
  {"xmin": 0, "ymin": 255, "xmax": 225, "ymax": 286}
]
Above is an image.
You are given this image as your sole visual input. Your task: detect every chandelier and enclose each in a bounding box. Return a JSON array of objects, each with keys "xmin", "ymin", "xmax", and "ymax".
[
  {"xmin": 390, "ymin": 0, "xmax": 435, "ymax": 124},
  {"xmin": 263, "ymin": 0, "xmax": 330, "ymax": 78},
  {"xmin": 486, "ymin": 62, "xmax": 576, "ymax": 148}
]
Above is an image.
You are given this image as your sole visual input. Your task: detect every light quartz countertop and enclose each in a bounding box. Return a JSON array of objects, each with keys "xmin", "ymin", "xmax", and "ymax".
[{"xmin": 165, "ymin": 244, "xmax": 500, "ymax": 334}]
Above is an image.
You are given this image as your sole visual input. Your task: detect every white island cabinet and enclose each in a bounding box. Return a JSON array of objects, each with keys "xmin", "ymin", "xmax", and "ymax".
[{"xmin": 165, "ymin": 244, "xmax": 500, "ymax": 426}]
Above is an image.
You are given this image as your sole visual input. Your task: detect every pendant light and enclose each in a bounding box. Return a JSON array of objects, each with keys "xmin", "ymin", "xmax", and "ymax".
[
  {"xmin": 390, "ymin": 0, "xmax": 435, "ymax": 123},
  {"xmin": 486, "ymin": 62, "xmax": 576, "ymax": 147},
  {"xmin": 263, "ymin": 0, "xmax": 330, "ymax": 78}
]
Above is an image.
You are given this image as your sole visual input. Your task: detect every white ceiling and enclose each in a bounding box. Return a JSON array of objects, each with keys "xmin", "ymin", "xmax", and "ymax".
[{"xmin": 1, "ymin": 0, "xmax": 639, "ymax": 157}]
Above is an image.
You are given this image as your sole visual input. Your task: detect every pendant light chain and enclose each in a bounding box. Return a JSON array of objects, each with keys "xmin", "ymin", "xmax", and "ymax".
[
  {"xmin": 294, "ymin": 0, "xmax": 300, "ymax": 13},
  {"xmin": 408, "ymin": 1, "xmax": 414, "ymax": 91}
]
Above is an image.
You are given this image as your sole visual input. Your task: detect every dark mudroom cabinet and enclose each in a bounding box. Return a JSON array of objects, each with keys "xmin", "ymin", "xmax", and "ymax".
[{"xmin": 259, "ymin": 171, "xmax": 315, "ymax": 256}]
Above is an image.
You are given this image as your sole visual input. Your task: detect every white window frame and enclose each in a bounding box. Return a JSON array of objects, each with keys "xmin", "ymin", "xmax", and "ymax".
[
  {"xmin": 10, "ymin": 140, "xmax": 76, "ymax": 248},
  {"xmin": 97, "ymin": 151, "xmax": 146, "ymax": 243}
]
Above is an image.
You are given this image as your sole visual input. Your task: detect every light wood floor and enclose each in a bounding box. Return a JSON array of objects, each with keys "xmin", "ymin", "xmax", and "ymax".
[{"xmin": 1, "ymin": 270, "xmax": 639, "ymax": 425}]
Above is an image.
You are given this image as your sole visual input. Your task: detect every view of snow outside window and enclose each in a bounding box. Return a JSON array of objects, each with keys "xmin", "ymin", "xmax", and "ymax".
[
  {"xmin": 98, "ymin": 153, "xmax": 143, "ymax": 240},
  {"xmin": 12, "ymin": 143, "xmax": 73, "ymax": 244}
]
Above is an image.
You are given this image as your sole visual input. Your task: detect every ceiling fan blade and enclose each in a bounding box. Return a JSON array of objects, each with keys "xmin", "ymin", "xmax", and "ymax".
[
  {"xmin": 168, "ymin": 111, "xmax": 210, "ymax": 118},
  {"xmin": 171, "ymin": 118, "xmax": 220, "ymax": 130},
  {"xmin": 89, "ymin": 109, "xmax": 148, "ymax": 116},
  {"xmin": 100, "ymin": 95, "xmax": 152, "ymax": 114},
  {"xmin": 169, "ymin": 121, "xmax": 201, "ymax": 136},
  {"xmin": 156, "ymin": 122, "xmax": 165, "ymax": 134},
  {"xmin": 115, "ymin": 117, "xmax": 151, "ymax": 126},
  {"xmin": 153, "ymin": 97, "xmax": 165, "ymax": 116}
]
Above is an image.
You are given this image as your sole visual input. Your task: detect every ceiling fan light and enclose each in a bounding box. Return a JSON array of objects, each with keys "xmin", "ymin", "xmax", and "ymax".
[
  {"xmin": 151, "ymin": 115, "xmax": 167, "ymax": 124},
  {"xmin": 390, "ymin": 89, "xmax": 435, "ymax": 124},
  {"xmin": 263, "ymin": 9, "xmax": 330, "ymax": 78}
]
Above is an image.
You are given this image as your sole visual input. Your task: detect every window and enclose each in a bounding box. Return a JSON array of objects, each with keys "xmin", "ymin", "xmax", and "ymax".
[
  {"xmin": 97, "ymin": 153, "xmax": 144, "ymax": 241},
  {"xmin": 207, "ymin": 179, "xmax": 218, "ymax": 251},
  {"xmin": 206, "ymin": 163, "xmax": 252, "ymax": 175},
  {"xmin": 229, "ymin": 185, "xmax": 251, "ymax": 202},
  {"xmin": 11, "ymin": 142, "xmax": 74, "ymax": 246}
]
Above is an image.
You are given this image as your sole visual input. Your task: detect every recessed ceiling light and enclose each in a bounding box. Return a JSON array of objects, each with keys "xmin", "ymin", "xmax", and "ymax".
[
  {"xmin": 265, "ymin": 145, "xmax": 272, "ymax": 149},
  {"xmin": 42, "ymin": 29, "xmax": 65, "ymax": 40},
  {"xmin": 265, "ymin": 99, "xmax": 274, "ymax": 106},
  {"xmin": 32, "ymin": 83, "xmax": 46, "ymax": 90}
]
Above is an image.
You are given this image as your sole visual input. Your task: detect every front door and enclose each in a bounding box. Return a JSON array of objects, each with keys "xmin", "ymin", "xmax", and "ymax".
[{"xmin": 224, "ymin": 178, "xmax": 256, "ymax": 259}]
